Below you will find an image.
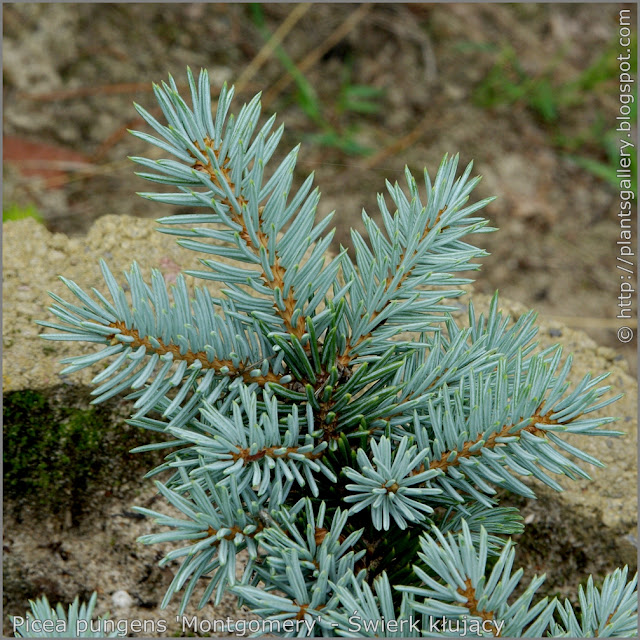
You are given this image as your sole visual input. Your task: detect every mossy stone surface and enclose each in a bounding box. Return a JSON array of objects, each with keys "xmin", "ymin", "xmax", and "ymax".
[{"xmin": 3, "ymin": 386, "xmax": 165, "ymax": 523}]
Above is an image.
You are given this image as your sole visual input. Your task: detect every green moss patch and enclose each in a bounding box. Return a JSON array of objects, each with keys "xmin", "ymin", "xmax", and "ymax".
[{"xmin": 3, "ymin": 388, "xmax": 166, "ymax": 522}]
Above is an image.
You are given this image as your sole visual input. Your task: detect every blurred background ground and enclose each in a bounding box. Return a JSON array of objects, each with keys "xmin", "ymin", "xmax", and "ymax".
[
  {"xmin": 3, "ymin": 3, "xmax": 636, "ymax": 369},
  {"xmin": 2, "ymin": 3, "xmax": 637, "ymax": 634}
]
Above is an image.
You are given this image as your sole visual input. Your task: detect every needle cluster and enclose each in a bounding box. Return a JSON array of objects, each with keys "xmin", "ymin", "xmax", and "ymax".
[{"xmin": 32, "ymin": 68, "xmax": 636, "ymax": 637}]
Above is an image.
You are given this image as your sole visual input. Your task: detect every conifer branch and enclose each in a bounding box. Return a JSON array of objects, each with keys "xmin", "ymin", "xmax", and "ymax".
[
  {"xmin": 338, "ymin": 205, "xmax": 450, "ymax": 365},
  {"xmin": 106, "ymin": 319, "xmax": 280, "ymax": 385},
  {"xmin": 230, "ymin": 444, "xmax": 325, "ymax": 464},
  {"xmin": 188, "ymin": 137, "xmax": 306, "ymax": 338},
  {"xmin": 428, "ymin": 406, "xmax": 557, "ymax": 473}
]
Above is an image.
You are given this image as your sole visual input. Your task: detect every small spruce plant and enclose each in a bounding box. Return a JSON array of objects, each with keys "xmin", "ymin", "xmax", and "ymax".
[
  {"xmin": 33, "ymin": 68, "xmax": 637, "ymax": 637},
  {"xmin": 12, "ymin": 593, "xmax": 117, "ymax": 638}
]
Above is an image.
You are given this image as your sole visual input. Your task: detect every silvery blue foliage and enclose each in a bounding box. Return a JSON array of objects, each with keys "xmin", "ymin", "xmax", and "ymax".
[
  {"xmin": 550, "ymin": 568, "xmax": 638, "ymax": 638},
  {"xmin": 12, "ymin": 593, "xmax": 117, "ymax": 638},
  {"xmin": 397, "ymin": 521, "xmax": 559, "ymax": 638},
  {"xmin": 343, "ymin": 436, "xmax": 442, "ymax": 530},
  {"xmin": 35, "ymin": 68, "xmax": 636, "ymax": 637}
]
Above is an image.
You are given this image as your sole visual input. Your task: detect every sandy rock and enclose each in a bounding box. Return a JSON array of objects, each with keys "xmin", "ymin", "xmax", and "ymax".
[
  {"xmin": 3, "ymin": 216, "xmax": 255, "ymax": 636},
  {"xmin": 3, "ymin": 215, "xmax": 231, "ymax": 392},
  {"xmin": 3, "ymin": 216, "xmax": 637, "ymax": 633}
]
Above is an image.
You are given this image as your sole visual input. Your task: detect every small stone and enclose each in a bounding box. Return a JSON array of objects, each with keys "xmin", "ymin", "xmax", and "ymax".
[
  {"xmin": 443, "ymin": 82, "xmax": 466, "ymax": 101},
  {"xmin": 50, "ymin": 233, "xmax": 67, "ymax": 250},
  {"xmin": 111, "ymin": 589, "xmax": 133, "ymax": 609}
]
